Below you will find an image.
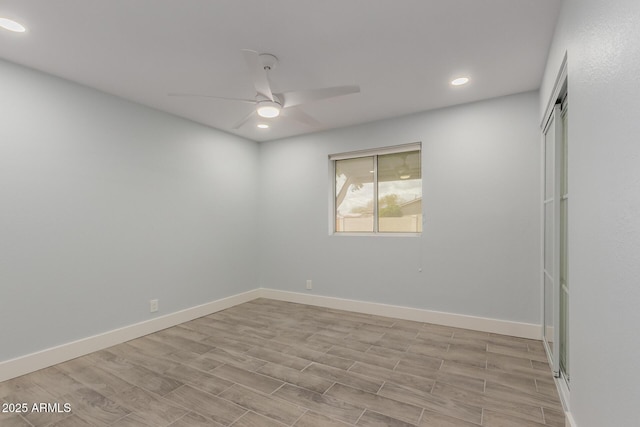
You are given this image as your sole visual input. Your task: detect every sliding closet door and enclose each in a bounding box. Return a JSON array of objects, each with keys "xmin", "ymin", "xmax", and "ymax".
[
  {"xmin": 543, "ymin": 104, "xmax": 563, "ymax": 374},
  {"xmin": 542, "ymin": 94, "xmax": 570, "ymax": 388},
  {"xmin": 559, "ymin": 97, "xmax": 569, "ymax": 382}
]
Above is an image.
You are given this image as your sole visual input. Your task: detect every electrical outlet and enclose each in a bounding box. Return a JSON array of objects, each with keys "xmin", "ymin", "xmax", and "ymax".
[
  {"xmin": 306, "ymin": 280, "xmax": 312, "ymax": 290},
  {"xmin": 150, "ymin": 299, "xmax": 159, "ymax": 313}
]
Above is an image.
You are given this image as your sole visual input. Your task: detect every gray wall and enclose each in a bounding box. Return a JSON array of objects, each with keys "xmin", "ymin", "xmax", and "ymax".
[
  {"xmin": 0, "ymin": 59, "xmax": 260, "ymax": 361},
  {"xmin": 540, "ymin": 0, "xmax": 640, "ymax": 425},
  {"xmin": 259, "ymin": 92, "xmax": 541, "ymax": 324}
]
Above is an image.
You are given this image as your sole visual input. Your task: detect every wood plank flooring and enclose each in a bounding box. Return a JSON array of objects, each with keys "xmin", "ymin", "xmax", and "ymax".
[{"xmin": 0, "ymin": 299, "xmax": 564, "ymax": 426}]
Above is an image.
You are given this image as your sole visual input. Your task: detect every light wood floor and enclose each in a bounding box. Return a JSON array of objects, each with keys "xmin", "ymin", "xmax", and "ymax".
[{"xmin": 0, "ymin": 299, "xmax": 564, "ymax": 427}]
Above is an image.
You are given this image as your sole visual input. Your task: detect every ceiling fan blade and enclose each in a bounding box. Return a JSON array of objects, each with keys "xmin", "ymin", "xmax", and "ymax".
[
  {"xmin": 242, "ymin": 49, "xmax": 274, "ymax": 101},
  {"xmin": 284, "ymin": 107, "xmax": 322, "ymax": 128},
  {"xmin": 232, "ymin": 110, "xmax": 257, "ymax": 130},
  {"xmin": 168, "ymin": 93, "xmax": 255, "ymax": 104},
  {"xmin": 280, "ymin": 85, "xmax": 360, "ymax": 108}
]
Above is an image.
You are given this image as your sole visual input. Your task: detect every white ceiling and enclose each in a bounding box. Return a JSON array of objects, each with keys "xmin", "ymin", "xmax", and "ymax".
[{"xmin": 0, "ymin": 0, "xmax": 561, "ymax": 142}]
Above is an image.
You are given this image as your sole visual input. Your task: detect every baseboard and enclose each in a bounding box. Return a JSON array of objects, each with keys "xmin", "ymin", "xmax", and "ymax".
[
  {"xmin": 1, "ymin": 287, "xmax": 542, "ymax": 383},
  {"xmin": 0, "ymin": 289, "xmax": 260, "ymax": 383},
  {"xmin": 258, "ymin": 289, "xmax": 541, "ymax": 340},
  {"xmin": 555, "ymin": 371, "xmax": 574, "ymax": 427}
]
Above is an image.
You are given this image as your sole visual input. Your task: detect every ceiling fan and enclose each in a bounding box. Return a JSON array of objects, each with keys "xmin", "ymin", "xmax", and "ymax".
[{"xmin": 169, "ymin": 50, "xmax": 360, "ymax": 129}]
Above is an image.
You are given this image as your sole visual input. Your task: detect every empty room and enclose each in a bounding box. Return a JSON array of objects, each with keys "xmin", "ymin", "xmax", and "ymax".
[{"xmin": 1, "ymin": 1, "xmax": 639, "ymax": 426}]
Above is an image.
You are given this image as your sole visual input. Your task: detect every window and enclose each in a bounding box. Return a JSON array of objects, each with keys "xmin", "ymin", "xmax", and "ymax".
[{"xmin": 331, "ymin": 143, "xmax": 422, "ymax": 234}]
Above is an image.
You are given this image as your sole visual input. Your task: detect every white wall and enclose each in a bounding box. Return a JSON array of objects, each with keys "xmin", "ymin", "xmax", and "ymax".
[
  {"xmin": 0, "ymin": 59, "xmax": 260, "ymax": 362},
  {"xmin": 540, "ymin": 0, "xmax": 640, "ymax": 425},
  {"xmin": 259, "ymin": 92, "xmax": 541, "ymax": 324}
]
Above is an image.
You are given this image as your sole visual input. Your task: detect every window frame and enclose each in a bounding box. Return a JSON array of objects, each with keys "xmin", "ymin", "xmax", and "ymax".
[{"xmin": 329, "ymin": 142, "xmax": 422, "ymax": 237}]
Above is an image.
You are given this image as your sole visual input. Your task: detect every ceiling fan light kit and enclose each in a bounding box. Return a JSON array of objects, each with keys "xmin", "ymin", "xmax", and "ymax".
[{"xmin": 256, "ymin": 100, "xmax": 282, "ymax": 118}]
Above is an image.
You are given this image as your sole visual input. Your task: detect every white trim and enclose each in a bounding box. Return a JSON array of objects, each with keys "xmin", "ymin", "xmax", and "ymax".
[
  {"xmin": 0, "ymin": 289, "xmax": 260, "ymax": 383},
  {"xmin": 565, "ymin": 411, "xmax": 577, "ymax": 427},
  {"xmin": 328, "ymin": 157, "xmax": 337, "ymax": 235},
  {"xmin": 259, "ymin": 289, "xmax": 541, "ymax": 339},
  {"xmin": 539, "ymin": 116, "xmax": 546, "ymax": 355},
  {"xmin": 541, "ymin": 51, "xmax": 568, "ymax": 129},
  {"xmin": 330, "ymin": 232, "xmax": 421, "ymax": 238},
  {"xmin": 0, "ymin": 287, "xmax": 543, "ymax": 383},
  {"xmin": 557, "ymin": 373, "xmax": 571, "ymax": 407}
]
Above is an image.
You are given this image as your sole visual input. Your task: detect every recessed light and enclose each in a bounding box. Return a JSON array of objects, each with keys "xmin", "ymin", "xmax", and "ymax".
[
  {"xmin": 0, "ymin": 18, "xmax": 26, "ymax": 33},
  {"xmin": 257, "ymin": 123, "xmax": 269, "ymax": 129},
  {"xmin": 451, "ymin": 77, "xmax": 470, "ymax": 86}
]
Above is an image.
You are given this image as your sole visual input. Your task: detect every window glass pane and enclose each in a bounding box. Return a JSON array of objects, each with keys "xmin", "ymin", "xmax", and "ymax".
[
  {"xmin": 544, "ymin": 201, "xmax": 553, "ymax": 274},
  {"xmin": 335, "ymin": 157, "xmax": 374, "ymax": 232},
  {"xmin": 377, "ymin": 151, "xmax": 422, "ymax": 233},
  {"xmin": 560, "ymin": 199, "xmax": 567, "ymax": 285},
  {"xmin": 544, "ymin": 273, "xmax": 555, "ymax": 353},
  {"xmin": 544, "ymin": 117, "xmax": 555, "ymax": 199}
]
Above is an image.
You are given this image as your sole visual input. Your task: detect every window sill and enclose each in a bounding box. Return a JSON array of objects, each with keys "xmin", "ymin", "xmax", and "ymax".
[{"xmin": 331, "ymin": 232, "xmax": 422, "ymax": 237}]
